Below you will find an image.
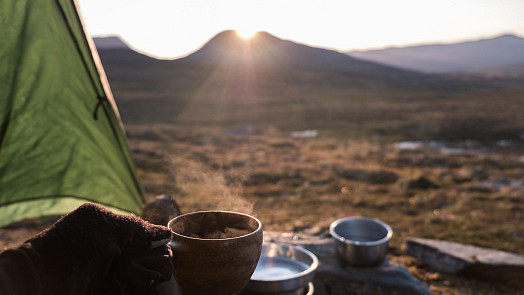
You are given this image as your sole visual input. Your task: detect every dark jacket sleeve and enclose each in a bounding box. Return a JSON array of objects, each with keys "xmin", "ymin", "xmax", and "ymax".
[
  {"xmin": 0, "ymin": 243, "xmax": 178, "ymax": 295},
  {"xmin": 0, "ymin": 204, "xmax": 173, "ymax": 295},
  {"xmin": 0, "ymin": 243, "xmax": 45, "ymax": 295}
]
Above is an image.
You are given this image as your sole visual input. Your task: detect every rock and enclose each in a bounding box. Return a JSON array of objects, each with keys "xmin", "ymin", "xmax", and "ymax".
[
  {"xmin": 264, "ymin": 232, "xmax": 432, "ymax": 295},
  {"xmin": 406, "ymin": 237, "xmax": 524, "ymax": 287},
  {"xmin": 142, "ymin": 195, "xmax": 181, "ymax": 226},
  {"xmin": 451, "ymin": 168, "xmax": 490, "ymax": 183},
  {"xmin": 406, "ymin": 177, "xmax": 439, "ymax": 190},
  {"xmin": 333, "ymin": 168, "xmax": 399, "ymax": 184},
  {"xmin": 243, "ymin": 172, "xmax": 286, "ymax": 186}
]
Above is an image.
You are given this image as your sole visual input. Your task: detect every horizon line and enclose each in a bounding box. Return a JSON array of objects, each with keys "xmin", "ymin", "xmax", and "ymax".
[{"xmin": 91, "ymin": 30, "xmax": 524, "ymax": 60}]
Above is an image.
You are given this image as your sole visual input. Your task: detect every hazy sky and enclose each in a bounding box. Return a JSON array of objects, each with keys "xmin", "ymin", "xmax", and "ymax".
[{"xmin": 77, "ymin": 0, "xmax": 524, "ymax": 59}]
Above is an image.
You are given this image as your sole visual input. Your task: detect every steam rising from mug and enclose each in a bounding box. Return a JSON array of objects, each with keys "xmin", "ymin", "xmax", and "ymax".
[{"xmin": 171, "ymin": 156, "xmax": 253, "ymax": 214}]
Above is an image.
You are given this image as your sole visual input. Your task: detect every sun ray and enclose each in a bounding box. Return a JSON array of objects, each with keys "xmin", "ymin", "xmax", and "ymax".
[{"xmin": 236, "ymin": 29, "xmax": 258, "ymax": 40}]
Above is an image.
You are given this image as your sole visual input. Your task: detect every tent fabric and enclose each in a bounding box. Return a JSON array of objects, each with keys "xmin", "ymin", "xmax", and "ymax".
[{"xmin": 0, "ymin": 0, "xmax": 145, "ymax": 227}]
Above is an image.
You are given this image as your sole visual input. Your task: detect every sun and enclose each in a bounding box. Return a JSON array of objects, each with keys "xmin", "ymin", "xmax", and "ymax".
[{"xmin": 236, "ymin": 29, "xmax": 258, "ymax": 39}]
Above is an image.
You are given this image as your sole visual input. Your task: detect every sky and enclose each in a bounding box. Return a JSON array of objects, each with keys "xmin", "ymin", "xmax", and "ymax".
[{"xmin": 77, "ymin": 0, "xmax": 524, "ymax": 59}]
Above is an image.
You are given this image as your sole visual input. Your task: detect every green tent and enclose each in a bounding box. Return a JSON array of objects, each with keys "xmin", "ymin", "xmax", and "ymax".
[{"xmin": 0, "ymin": 0, "xmax": 145, "ymax": 227}]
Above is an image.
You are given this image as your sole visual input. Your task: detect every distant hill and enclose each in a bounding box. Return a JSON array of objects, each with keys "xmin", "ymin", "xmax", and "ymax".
[
  {"xmin": 95, "ymin": 31, "xmax": 449, "ymax": 125},
  {"xmin": 92, "ymin": 32, "xmax": 524, "ymax": 141},
  {"xmin": 347, "ymin": 34, "xmax": 524, "ymax": 75},
  {"xmin": 181, "ymin": 30, "xmax": 418, "ymax": 78}
]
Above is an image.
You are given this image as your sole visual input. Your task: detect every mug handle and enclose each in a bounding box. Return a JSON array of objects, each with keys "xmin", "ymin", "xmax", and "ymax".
[{"xmin": 150, "ymin": 238, "xmax": 172, "ymax": 249}]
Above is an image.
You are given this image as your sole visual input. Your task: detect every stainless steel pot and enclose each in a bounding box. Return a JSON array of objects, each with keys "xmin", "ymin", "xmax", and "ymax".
[
  {"xmin": 330, "ymin": 217, "xmax": 393, "ymax": 267},
  {"xmin": 242, "ymin": 243, "xmax": 318, "ymax": 294}
]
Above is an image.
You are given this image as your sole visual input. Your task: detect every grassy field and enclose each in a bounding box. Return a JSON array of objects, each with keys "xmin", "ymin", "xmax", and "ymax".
[
  {"xmin": 1, "ymin": 124, "xmax": 522, "ymax": 294},
  {"xmin": 2, "ymin": 80, "xmax": 524, "ymax": 294},
  {"xmin": 129, "ymin": 124, "xmax": 523, "ymax": 295}
]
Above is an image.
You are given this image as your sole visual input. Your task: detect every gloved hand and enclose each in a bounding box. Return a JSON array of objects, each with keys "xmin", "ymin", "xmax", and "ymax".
[{"xmin": 28, "ymin": 203, "xmax": 173, "ymax": 295}]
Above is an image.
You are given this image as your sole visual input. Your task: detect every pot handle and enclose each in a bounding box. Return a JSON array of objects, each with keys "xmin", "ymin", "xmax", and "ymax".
[{"xmin": 168, "ymin": 240, "xmax": 177, "ymax": 249}]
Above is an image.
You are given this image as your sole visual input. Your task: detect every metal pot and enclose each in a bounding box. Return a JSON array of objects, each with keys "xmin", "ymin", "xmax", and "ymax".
[
  {"xmin": 242, "ymin": 243, "xmax": 318, "ymax": 294},
  {"xmin": 330, "ymin": 217, "xmax": 393, "ymax": 267}
]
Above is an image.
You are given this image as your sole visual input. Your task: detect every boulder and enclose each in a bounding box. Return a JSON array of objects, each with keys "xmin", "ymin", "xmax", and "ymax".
[
  {"xmin": 264, "ymin": 232, "xmax": 432, "ymax": 295},
  {"xmin": 142, "ymin": 195, "xmax": 181, "ymax": 226},
  {"xmin": 333, "ymin": 168, "xmax": 399, "ymax": 184},
  {"xmin": 406, "ymin": 237, "xmax": 524, "ymax": 287},
  {"xmin": 406, "ymin": 177, "xmax": 439, "ymax": 190},
  {"xmin": 451, "ymin": 168, "xmax": 490, "ymax": 183}
]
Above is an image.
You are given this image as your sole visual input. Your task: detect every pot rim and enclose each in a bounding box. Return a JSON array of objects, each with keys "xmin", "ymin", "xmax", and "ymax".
[
  {"xmin": 250, "ymin": 242, "xmax": 319, "ymax": 282},
  {"xmin": 329, "ymin": 216, "xmax": 393, "ymax": 246}
]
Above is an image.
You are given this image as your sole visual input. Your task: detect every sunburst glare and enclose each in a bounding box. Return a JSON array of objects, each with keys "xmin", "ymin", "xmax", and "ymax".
[{"xmin": 236, "ymin": 29, "xmax": 258, "ymax": 39}]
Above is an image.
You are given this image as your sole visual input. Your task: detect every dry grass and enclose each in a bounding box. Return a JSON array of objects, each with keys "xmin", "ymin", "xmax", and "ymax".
[
  {"xmin": 128, "ymin": 124, "xmax": 523, "ymax": 294},
  {"xmin": 1, "ymin": 124, "xmax": 522, "ymax": 294}
]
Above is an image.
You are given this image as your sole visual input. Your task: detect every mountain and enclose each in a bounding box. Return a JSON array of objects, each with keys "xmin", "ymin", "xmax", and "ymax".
[
  {"xmin": 181, "ymin": 30, "xmax": 417, "ymax": 78},
  {"xmin": 93, "ymin": 32, "xmax": 520, "ymax": 141},
  {"xmin": 347, "ymin": 34, "xmax": 524, "ymax": 74}
]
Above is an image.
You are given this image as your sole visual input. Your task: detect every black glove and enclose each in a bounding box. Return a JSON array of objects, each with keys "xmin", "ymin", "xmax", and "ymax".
[{"xmin": 28, "ymin": 203, "xmax": 173, "ymax": 295}]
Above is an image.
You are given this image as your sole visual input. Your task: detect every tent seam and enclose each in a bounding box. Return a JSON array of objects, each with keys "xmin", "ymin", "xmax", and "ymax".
[{"xmin": 61, "ymin": 0, "xmax": 145, "ymax": 203}]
